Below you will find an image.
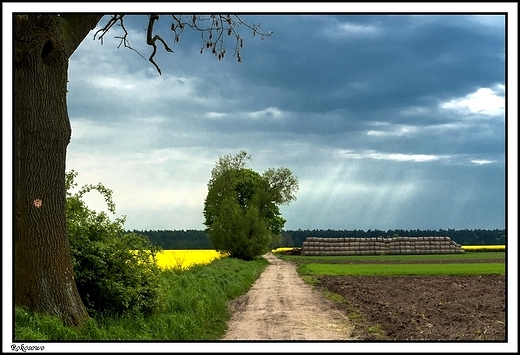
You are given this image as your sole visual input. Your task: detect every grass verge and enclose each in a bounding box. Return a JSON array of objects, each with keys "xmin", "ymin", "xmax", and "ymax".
[{"xmin": 14, "ymin": 256, "xmax": 268, "ymax": 341}]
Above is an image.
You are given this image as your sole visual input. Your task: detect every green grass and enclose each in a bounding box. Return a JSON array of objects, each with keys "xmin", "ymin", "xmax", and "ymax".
[
  {"xmin": 297, "ymin": 262, "xmax": 505, "ymax": 276},
  {"xmin": 14, "ymin": 256, "xmax": 268, "ymax": 341},
  {"xmin": 288, "ymin": 252, "xmax": 505, "ymax": 276}
]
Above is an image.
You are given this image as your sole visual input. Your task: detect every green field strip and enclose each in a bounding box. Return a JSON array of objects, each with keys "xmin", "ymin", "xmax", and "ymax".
[{"xmin": 298, "ymin": 262, "xmax": 506, "ymax": 276}]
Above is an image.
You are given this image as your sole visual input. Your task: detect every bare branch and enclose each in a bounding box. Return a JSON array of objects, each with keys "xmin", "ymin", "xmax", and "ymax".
[
  {"xmin": 95, "ymin": 14, "xmax": 273, "ymax": 75},
  {"xmin": 147, "ymin": 14, "xmax": 174, "ymax": 75},
  {"xmin": 94, "ymin": 14, "xmax": 124, "ymax": 45},
  {"xmin": 95, "ymin": 14, "xmax": 146, "ymax": 60},
  {"xmin": 170, "ymin": 15, "xmax": 273, "ymax": 63}
]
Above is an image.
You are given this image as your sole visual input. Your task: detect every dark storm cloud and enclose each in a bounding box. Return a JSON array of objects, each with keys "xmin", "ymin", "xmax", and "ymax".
[
  {"xmin": 62, "ymin": 12, "xmax": 507, "ymax": 231},
  {"xmin": 71, "ymin": 14, "xmax": 505, "ymax": 134},
  {"xmin": 227, "ymin": 14, "xmax": 505, "ymax": 119}
]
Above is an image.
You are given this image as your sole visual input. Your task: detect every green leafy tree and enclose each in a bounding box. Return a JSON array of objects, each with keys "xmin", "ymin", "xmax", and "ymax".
[
  {"xmin": 13, "ymin": 14, "xmax": 270, "ymax": 325},
  {"xmin": 65, "ymin": 170, "xmax": 162, "ymax": 318},
  {"xmin": 203, "ymin": 151, "xmax": 298, "ymax": 260}
]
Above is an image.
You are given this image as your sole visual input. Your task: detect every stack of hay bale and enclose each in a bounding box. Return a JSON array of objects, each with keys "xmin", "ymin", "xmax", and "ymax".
[{"xmin": 301, "ymin": 236, "xmax": 464, "ymax": 256}]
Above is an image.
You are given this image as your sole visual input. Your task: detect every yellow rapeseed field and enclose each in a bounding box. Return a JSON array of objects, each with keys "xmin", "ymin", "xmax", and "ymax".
[
  {"xmin": 154, "ymin": 250, "xmax": 229, "ymax": 271},
  {"xmin": 461, "ymin": 245, "xmax": 505, "ymax": 251},
  {"xmin": 271, "ymin": 247, "xmax": 296, "ymax": 254}
]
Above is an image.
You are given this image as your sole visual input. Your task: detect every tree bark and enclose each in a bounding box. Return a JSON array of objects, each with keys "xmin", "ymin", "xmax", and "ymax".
[{"xmin": 14, "ymin": 14, "xmax": 103, "ymax": 326}]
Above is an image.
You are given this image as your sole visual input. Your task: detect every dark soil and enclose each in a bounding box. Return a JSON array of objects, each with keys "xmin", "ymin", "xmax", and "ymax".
[{"xmin": 316, "ymin": 274, "xmax": 506, "ymax": 341}]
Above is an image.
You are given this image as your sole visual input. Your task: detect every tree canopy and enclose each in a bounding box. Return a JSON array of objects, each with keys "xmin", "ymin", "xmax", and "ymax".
[{"xmin": 203, "ymin": 151, "xmax": 298, "ymax": 260}]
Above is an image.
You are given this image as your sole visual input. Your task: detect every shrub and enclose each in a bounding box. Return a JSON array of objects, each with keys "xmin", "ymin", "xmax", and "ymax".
[{"xmin": 66, "ymin": 170, "xmax": 162, "ymax": 318}]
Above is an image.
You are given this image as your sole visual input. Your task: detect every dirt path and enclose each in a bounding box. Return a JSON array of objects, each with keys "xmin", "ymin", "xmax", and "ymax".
[{"xmin": 222, "ymin": 253, "xmax": 353, "ymax": 340}]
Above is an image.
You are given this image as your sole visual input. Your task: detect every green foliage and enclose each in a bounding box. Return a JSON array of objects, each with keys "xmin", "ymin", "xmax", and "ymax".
[
  {"xmin": 203, "ymin": 151, "xmax": 298, "ymax": 260},
  {"xmin": 15, "ymin": 256, "xmax": 269, "ymax": 340},
  {"xmin": 65, "ymin": 170, "xmax": 162, "ymax": 318}
]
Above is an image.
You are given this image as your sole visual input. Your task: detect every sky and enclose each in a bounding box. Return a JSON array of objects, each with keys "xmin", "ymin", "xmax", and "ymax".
[{"xmin": 5, "ymin": 4, "xmax": 517, "ymax": 234}]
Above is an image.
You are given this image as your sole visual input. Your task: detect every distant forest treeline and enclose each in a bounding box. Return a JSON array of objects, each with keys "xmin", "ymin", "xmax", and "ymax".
[{"xmin": 130, "ymin": 228, "xmax": 506, "ymax": 250}]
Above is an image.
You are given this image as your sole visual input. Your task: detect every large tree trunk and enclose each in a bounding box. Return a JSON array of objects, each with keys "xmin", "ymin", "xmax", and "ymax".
[{"xmin": 14, "ymin": 14, "xmax": 103, "ymax": 326}]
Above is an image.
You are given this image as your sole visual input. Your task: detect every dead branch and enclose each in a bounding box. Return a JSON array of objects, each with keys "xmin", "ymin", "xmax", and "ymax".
[
  {"xmin": 94, "ymin": 14, "xmax": 146, "ymax": 60},
  {"xmin": 147, "ymin": 14, "xmax": 173, "ymax": 75},
  {"xmin": 95, "ymin": 14, "xmax": 273, "ymax": 75}
]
